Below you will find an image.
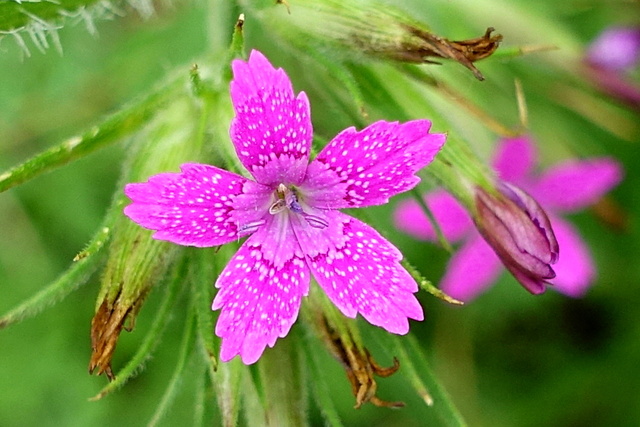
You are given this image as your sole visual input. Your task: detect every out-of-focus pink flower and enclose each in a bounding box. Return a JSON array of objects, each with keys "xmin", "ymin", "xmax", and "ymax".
[
  {"xmin": 584, "ymin": 26, "xmax": 640, "ymax": 110},
  {"xmin": 123, "ymin": 50, "xmax": 446, "ymax": 364},
  {"xmin": 586, "ymin": 27, "xmax": 640, "ymax": 71},
  {"xmin": 394, "ymin": 136, "xmax": 623, "ymax": 301}
]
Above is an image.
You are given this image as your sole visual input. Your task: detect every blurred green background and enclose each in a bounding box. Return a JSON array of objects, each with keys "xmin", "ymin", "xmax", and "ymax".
[{"xmin": 1, "ymin": 0, "xmax": 639, "ymax": 426}]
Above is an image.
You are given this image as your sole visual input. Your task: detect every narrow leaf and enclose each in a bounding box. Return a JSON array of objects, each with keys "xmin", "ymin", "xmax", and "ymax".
[
  {"xmin": 147, "ymin": 311, "xmax": 196, "ymax": 427},
  {"xmin": 377, "ymin": 332, "xmax": 467, "ymax": 427},
  {"xmin": 0, "ymin": 218, "xmax": 110, "ymax": 329},
  {"xmin": 192, "ymin": 247, "xmax": 219, "ymax": 371},
  {"xmin": 0, "ymin": 74, "xmax": 183, "ymax": 194},
  {"xmin": 402, "ymin": 260, "xmax": 463, "ymax": 306},
  {"xmin": 258, "ymin": 331, "xmax": 309, "ymax": 427},
  {"xmin": 210, "ymin": 355, "xmax": 244, "ymax": 427},
  {"xmin": 301, "ymin": 328, "xmax": 345, "ymax": 427}
]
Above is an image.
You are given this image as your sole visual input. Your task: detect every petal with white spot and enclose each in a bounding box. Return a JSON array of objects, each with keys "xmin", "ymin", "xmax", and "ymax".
[
  {"xmin": 212, "ymin": 233, "xmax": 309, "ymax": 364},
  {"xmin": 301, "ymin": 120, "xmax": 445, "ymax": 209},
  {"xmin": 124, "ymin": 163, "xmax": 270, "ymax": 247},
  {"xmin": 301, "ymin": 211, "xmax": 423, "ymax": 334},
  {"xmin": 230, "ymin": 50, "xmax": 313, "ymax": 186}
]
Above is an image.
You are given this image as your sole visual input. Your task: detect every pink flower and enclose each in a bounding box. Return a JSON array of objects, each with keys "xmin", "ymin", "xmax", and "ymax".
[
  {"xmin": 586, "ymin": 27, "xmax": 640, "ymax": 71},
  {"xmin": 394, "ymin": 136, "xmax": 622, "ymax": 301},
  {"xmin": 124, "ymin": 50, "xmax": 446, "ymax": 363},
  {"xmin": 583, "ymin": 26, "xmax": 640, "ymax": 110}
]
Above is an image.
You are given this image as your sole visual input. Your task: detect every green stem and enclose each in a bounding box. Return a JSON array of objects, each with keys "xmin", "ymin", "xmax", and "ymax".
[
  {"xmin": 410, "ymin": 186, "xmax": 454, "ymax": 253},
  {"xmin": 147, "ymin": 308, "xmax": 196, "ymax": 427},
  {"xmin": 0, "ymin": 214, "xmax": 111, "ymax": 329},
  {"xmin": 0, "ymin": 73, "xmax": 184, "ymax": 193}
]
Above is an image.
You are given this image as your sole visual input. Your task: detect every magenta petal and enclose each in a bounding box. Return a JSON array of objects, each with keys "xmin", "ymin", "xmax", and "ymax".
[
  {"xmin": 440, "ymin": 234, "xmax": 504, "ymax": 302},
  {"xmin": 301, "ymin": 120, "xmax": 446, "ymax": 209},
  {"xmin": 304, "ymin": 212, "xmax": 423, "ymax": 334},
  {"xmin": 393, "ymin": 190, "xmax": 473, "ymax": 242},
  {"xmin": 123, "ymin": 163, "xmax": 264, "ymax": 247},
  {"xmin": 212, "ymin": 235, "xmax": 310, "ymax": 364},
  {"xmin": 230, "ymin": 50, "xmax": 313, "ymax": 186},
  {"xmin": 531, "ymin": 157, "xmax": 623, "ymax": 212},
  {"xmin": 548, "ymin": 217, "xmax": 595, "ymax": 297},
  {"xmin": 492, "ymin": 136, "xmax": 537, "ymax": 183}
]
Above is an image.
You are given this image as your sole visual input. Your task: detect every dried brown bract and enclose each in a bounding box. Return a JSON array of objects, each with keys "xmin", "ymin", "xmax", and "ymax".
[
  {"xmin": 316, "ymin": 314, "xmax": 404, "ymax": 408},
  {"xmin": 398, "ymin": 27, "xmax": 502, "ymax": 80},
  {"xmin": 89, "ymin": 290, "xmax": 145, "ymax": 380}
]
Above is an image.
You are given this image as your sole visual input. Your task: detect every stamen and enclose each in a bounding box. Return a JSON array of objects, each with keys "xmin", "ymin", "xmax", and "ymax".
[
  {"xmin": 303, "ymin": 213, "xmax": 329, "ymax": 229},
  {"xmin": 289, "ymin": 199, "xmax": 304, "ymax": 214},
  {"xmin": 269, "ymin": 199, "xmax": 287, "ymax": 215},
  {"xmin": 269, "ymin": 183, "xmax": 329, "ymax": 229},
  {"xmin": 238, "ymin": 219, "xmax": 266, "ymax": 235}
]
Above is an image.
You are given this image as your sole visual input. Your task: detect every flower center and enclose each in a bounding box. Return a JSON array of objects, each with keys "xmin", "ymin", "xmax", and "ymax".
[{"xmin": 268, "ymin": 183, "xmax": 328, "ymax": 229}]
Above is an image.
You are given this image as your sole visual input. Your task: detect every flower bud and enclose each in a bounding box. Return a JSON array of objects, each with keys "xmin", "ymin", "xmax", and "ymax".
[
  {"xmin": 258, "ymin": 0, "xmax": 501, "ymax": 80},
  {"xmin": 90, "ymin": 91, "xmax": 219, "ymax": 378},
  {"xmin": 474, "ymin": 182, "xmax": 559, "ymax": 294}
]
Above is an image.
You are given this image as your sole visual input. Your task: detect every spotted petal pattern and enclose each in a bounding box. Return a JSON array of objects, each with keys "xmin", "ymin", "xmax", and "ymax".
[
  {"xmin": 125, "ymin": 50, "xmax": 442, "ymax": 364},
  {"xmin": 303, "ymin": 212, "xmax": 423, "ymax": 334},
  {"xmin": 230, "ymin": 50, "xmax": 313, "ymax": 187},
  {"xmin": 124, "ymin": 163, "xmax": 260, "ymax": 247},
  {"xmin": 212, "ymin": 231, "xmax": 309, "ymax": 364},
  {"xmin": 302, "ymin": 120, "xmax": 445, "ymax": 209}
]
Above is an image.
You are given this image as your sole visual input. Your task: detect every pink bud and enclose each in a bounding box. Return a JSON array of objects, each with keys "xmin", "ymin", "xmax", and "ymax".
[{"xmin": 474, "ymin": 182, "xmax": 559, "ymax": 294}]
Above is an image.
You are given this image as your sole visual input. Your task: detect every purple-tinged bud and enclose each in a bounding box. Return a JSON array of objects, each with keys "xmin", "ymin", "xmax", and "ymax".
[{"xmin": 474, "ymin": 182, "xmax": 559, "ymax": 294}]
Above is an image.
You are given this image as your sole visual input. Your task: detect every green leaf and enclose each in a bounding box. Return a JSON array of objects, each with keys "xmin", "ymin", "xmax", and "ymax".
[
  {"xmin": 402, "ymin": 259, "xmax": 464, "ymax": 306},
  {"xmin": 147, "ymin": 309, "xmax": 196, "ymax": 427},
  {"xmin": 191, "ymin": 247, "xmax": 220, "ymax": 371},
  {"xmin": 192, "ymin": 363, "xmax": 209, "ymax": 427},
  {"xmin": 376, "ymin": 332, "xmax": 467, "ymax": 427},
  {"xmin": 0, "ymin": 212, "xmax": 111, "ymax": 329},
  {"xmin": 301, "ymin": 329, "xmax": 345, "ymax": 427},
  {"xmin": 258, "ymin": 332, "xmax": 309, "ymax": 427},
  {"xmin": 0, "ymin": 73, "xmax": 184, "ymax": 194},
  {"xmin": 211, "ymin": 357, "xmax": 244, "ymax": 427},
  {"xmin": 240, "ymin": 363, "xmax": 266, "ymax": 427}
]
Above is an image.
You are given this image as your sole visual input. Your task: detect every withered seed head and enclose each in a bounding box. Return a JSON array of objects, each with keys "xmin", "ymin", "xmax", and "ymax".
[{"xmin": 314, "ymin": 313, "xmax": 404, "ymax": 408}]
